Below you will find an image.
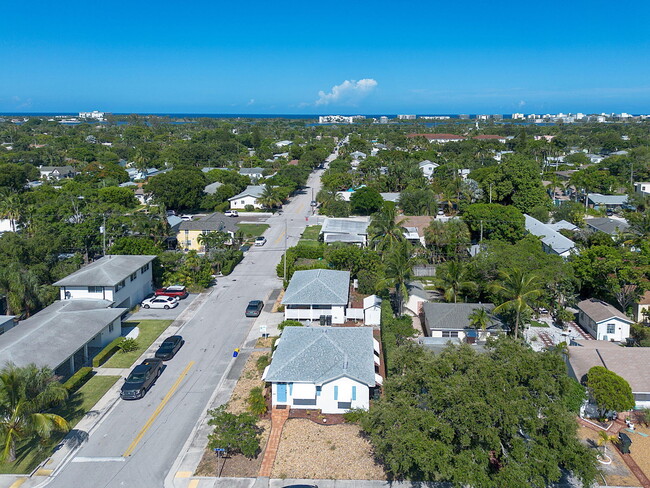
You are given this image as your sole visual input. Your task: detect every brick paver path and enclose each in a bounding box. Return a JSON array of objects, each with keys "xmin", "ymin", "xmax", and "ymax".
[
  {"xmin": 578, "ymin": 415, "xmax": 650, "ymax": 488},
  {"xmin": 259, "ymin": 407, "xmax": 290, "ymax": 477}
]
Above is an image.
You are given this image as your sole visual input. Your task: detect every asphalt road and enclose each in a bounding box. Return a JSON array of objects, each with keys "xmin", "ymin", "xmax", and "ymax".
[{"xmin": 46, "ymin": 162, "xmax": 328, "ymax": 488}]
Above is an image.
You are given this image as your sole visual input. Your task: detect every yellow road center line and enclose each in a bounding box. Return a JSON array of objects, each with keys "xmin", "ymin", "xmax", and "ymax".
[
  {"xmin": 273, "ymin": 229, "xmax": 286, "ymax": 245},
  {"xmin": 175, "ymin": 471, "xmax": 193, "ymax": 478},
  {"xmin": 9, "ymin": 479, "xmax": 27, "ymax": 487},
  {"xmin": 188, "ymin": 480, "xmax": 200, "ymax": 488},
  {"xmin": 123, "ymin": 361, "xmax": 195, "ymax": 457}
]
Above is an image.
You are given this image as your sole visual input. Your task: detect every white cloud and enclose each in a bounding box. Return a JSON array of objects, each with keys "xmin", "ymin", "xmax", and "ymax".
[
  {"xmin": 314, "ymin": 78, "xmax": 378, "ymax": 106},
  {"xmin": 247, "ymin": 98, "xmax": 255, "ymax": 106},
  {"xmin": 518, "ymin": 100, "xmax": 526, "ymax": 107}
]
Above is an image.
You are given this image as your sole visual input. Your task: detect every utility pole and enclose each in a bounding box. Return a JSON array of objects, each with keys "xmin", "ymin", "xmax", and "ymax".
[
  {"xmin": 102, "ymin": 214, "xmax": 106, "ymax": 256},
  {"xmin": 479, "ymin": 220, "xmax": 484, "ymax": 243},
  {"xmin": 283, "ymin": 218, "xmax": 288, "ymax": 281}
]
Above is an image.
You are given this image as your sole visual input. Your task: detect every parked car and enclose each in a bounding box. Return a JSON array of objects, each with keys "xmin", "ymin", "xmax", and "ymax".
[
  {"xmin": 282, "ymin": 485, "xmax": 319, "ymax": 488},
  {"xmin": 120, "ymin": 358, "xmax": 163, "ymax": 400},
  {"xmin": 180, "ymin": 214, "xmax": 193, "ymax": 221},
  {"xmin": 310, "ymin": 200, "xmax": 318, "ymax": 207},
  {"xmin": 155, "ymin": 285, "xmax": 189, "ymax": 299},
  {"xmin": 155, "ymin": 335, "xmax": 185, "ymax": 360},
  {"xmin": 141, "ymin": 296, "xmax": 179, "ymax": 309},
  {"xmin": 225, "ymin": 210, "xmax": 239, "ymax": 217},
  {"xmin": 254, "ymin": 236, "xmax": 267, "ymax": 246},
  {"xmin": 245, "ymin": 300, "xmax": 264, "ymax": 317}
]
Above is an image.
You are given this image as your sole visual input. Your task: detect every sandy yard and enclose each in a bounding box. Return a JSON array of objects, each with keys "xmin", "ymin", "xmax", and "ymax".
[
  {"xmin": 226, "ymin": 350, "xmax": 268, "ymax": 415},
  {"xmin": 627, "ymin": 424, "xmax": 650, "ymax": 481},
  {"xmin": 271, "ymin": 419, "xmax": 386, "ymax": 480},
  {"xmin": 577, "ymin": 426, "xmax": 639, "ymax": 486}
]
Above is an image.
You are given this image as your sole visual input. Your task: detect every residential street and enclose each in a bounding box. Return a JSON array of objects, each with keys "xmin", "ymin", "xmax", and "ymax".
[{"xmin": 43, "ymin": 160, "xmax": 329, "ymax": 488}]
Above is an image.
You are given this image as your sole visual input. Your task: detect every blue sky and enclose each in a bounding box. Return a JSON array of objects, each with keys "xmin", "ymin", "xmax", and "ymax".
[{"xmin": 1, "ymin": 0, "xmax": 649, "ymax": 114}]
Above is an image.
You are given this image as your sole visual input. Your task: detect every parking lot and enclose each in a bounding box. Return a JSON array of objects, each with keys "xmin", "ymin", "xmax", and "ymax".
[{"xmin": 128, "ymin": 293, "xmax": 198, "ymax": 320}]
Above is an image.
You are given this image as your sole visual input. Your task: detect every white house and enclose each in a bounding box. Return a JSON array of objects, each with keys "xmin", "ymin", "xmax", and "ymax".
[
  {"xmin": 422, "ymin": 302, "xmax": 508, "ymax": 342},
  {"xmin": 345, "ymin": 295, "xmax": 383, "ymax": 326},
  {"xmin": 39, "ymin": 165, "xmax": 76, "ymax": 180},
  {"xmin": 263, "ymin": 327, "xmax": 382, "ymax": 414},
  {"xmin": 239, "ymin": 167, "xmax": 265, "ymax": 181},
  {"xmin": 320, "ymin": 217, "xmax": 370, "ymax": 246},
  {"xmin": 228, "ymin": 185, "xmax": 265, "ymax": 209},
  {"xmin": 282, "ymin": 269, "xmax": 350, "ymax": 324},
  {"xmin": 635, "ymin": 182, "xmax": 650, "ymax": 198},
  {"xmin": 0, "ymin": 299, "xmax": 125, "ymax": 378},
  {"xmin": 634, "ymin": 291, "xmax": 650, "ymax": 324},
  {"xmin": 54, "ymin": 255, "xmax": 156, "ymax": 309},
  {"xmin": 524, "ymin": 214, "xmax": 577, "ymax": 258},
  {"xmin": 577, "ymin": 298, "xmax": 633, "ymax": 342},
  {"xmin": 418, "ymin": 160, "xmax": 439, "ymax": 179}
]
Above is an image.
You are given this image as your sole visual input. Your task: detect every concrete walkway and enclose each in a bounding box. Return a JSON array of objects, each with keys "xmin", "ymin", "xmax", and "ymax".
[{"xmin": 258, "ymin": 408, "xmax": 289, "ymax": 477}]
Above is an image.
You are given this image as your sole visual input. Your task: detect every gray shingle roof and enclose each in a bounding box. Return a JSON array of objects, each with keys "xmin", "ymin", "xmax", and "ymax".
[
  {"xmin": 587, "ymin": 193, "xmax": 628, "ymax": 206},
  {"xmin": 178, "ymin": 213, "xmax": 239, "ymax": 233},
  {"xmin": 282, "ymin": 269, "xmax": 350, "ymax": 306},
  {"xmin": 585, "ymin": 218, "xmax": 630, "ymax": 235},
  {"xmin": 204, "ymin": 181, "xmax": 224, "ymax": 194},
  {"xmin": 577, "ymin": 298, "xmax": 632, "ymax": 324},
  {"xmin": 320, "ymin": 218, "xmax": 369, "ymax": 236},
  {"xmin": 525, "ymin": 214, "xmax": 576, "ymax": 255},
  {"xmin": 423, "ymin": 302, "xmax": 506, "ymax": 331},
  {"xmin": 265, "ymin": 327, "xmax": 376, "ymax": 386},
  {"xmin": 228, "ymin": 185, "xmax": 265, "ymax": 201},
  {"xmin": 239, "ymin": 167, "xmax": 265, "ymax": 175},
  {"xmin": 54, "ymin": 255, "xmax": 156, "ymax": 287},
  {"xmin": 0, "ymin": 300, "xmax": 126, "ymax": 369}
]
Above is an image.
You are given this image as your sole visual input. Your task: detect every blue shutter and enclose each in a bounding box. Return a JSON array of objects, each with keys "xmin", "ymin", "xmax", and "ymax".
[
  {"xmin": 352, "ymin": 386, "xmax": 357, "ymax": 401},
  {"xmin": 316, "ymin": 386, "xmax": 321, "ymax": 396},
  {"xmin": 334, "ymin": 385, "xmax": 338, "ymax": 400},
  {"xmin": 289, "ymin": 383, "xmax": 293, "ymax": 395}
]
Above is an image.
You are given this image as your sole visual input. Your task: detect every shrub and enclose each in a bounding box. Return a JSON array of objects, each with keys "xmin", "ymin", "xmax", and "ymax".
[
  {"xmin": 245, "ymin": 204, "xmax": 255, "ymax": 212},
  {"xmin": 343, "ymin": 408, "xmax": 366, "ymax": 424},
  {"xmin": 247, "ymin": 387, "xmax": 268, "ymax": 416},
  {"xmin": 277, "ymin": 320, "xmax": 303, "ymax": 331},
  {"xmin": 63, "ymin": 367, "xmax": 94, "ymax": 392},
  {"xmin": 256, "ymin": 354, "xmax": 271, "ymax": 373},
  {"xmin": 92, "ymin": 336, "xmax": 125, "ymax": 367},
  {"xmin": 207, "ymin": 405, "xmax": 261, "ymax": 458},
  {"xmin": 118, "ymin": 338, "xmax": 139, "ymax": 353}
]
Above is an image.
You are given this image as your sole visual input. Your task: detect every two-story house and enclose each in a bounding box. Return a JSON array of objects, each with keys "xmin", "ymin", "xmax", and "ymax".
[{"xmin": 282, "ymin": 269, "xmax": 350, "ymax": 324}]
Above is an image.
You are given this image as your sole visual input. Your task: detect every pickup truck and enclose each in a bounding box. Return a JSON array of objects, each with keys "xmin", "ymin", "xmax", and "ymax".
[
  {"xmin": 154, "ymin": 285, "xmax": 189, "ymax": 299},
  {"xmin": 120, "ymin": 358, "xmax": 163, "ymax": 400}
]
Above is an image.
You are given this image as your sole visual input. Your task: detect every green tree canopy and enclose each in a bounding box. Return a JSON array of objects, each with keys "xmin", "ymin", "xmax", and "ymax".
[
  {"xmin": 462, "ymin": 203, "xmax": 525, "ymax": 243},
  {"xmin": 350, "ymin": 187, "xmax": 383, "ymax": 215},
  {"xmin": 145, "ymin": 168, "xmax": 206, "ymax": 210},
  {"xmin": 586, "ymin": 366, "xmax": 635, "ymax": 417}
]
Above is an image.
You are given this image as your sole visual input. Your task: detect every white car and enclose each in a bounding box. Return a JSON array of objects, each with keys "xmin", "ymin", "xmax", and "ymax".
[
  {"xmin": 180, "ymin": 214, "xmax": 193, "ymax": 221},
  {"xmin": 141, "ymin": 296, "xmax": 179, "ymax": 309},
  {"xmin": 225, "ymin": 210, "xmax": 239, "ymax": 217},
  {"xmin": 255, "ymin": 236, "xmax": 267, "ymax": 246}
]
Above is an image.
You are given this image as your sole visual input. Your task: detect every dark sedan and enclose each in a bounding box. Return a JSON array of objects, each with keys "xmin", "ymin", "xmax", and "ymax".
[
  {"xmin": 154, "ymin": 335, "xmax": 185, "ymax": 360},
  {"xmin": 245, "ymin": 300, "xmax": 264, "ymax": 317}
]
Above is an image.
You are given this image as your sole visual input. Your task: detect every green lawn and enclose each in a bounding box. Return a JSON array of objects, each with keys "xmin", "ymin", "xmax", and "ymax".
[
  {"xmin": 237, "ymin": 223, "xmax": 270, "ymax": 238},
  {"xmin": 102, "ymin": 320, "xmax": 173, "ymax": 369},
  {"xmin": 300, "ymin": 225, "xmax": 321, "ymax": 241},
  {"xmin": 0, "ymin": 375, "xmax": 120, "ymax": 474}
]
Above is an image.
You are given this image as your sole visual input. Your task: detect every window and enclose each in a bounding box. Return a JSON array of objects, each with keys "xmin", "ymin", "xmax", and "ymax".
[
  {"xmin": 140, "ymin": 263, "xmax": 150, "ymax": 274},
  {"xmin": 316, "ymin": 386, "xmax": 321, "ymax": 397},
  {"xmin": 115, "ymin": 280, "xmax": 126, "ymax": 291},
  {"xmin": 88, "ymin": 286, "xmax": 102, "ymax": 293},
  {"xmin": 607, "ymin": 324, "xmax": 616, "ymax": 334},
  {"xmin": 352, "ymin": 386, "xmax": 357, "ymax": 401},
  {"xmin": 442, "ymin": 330, "xmax": 459, "ymax": 338},
  {"xmin": 130, "ymin": 272, "xmax": 137, "ymax": 281},
  {"xmin": 334, "ymin": 385, "xmax": 338, "ymax": 401},
  {"xmin": 109, "ymin": 323, "xmax": 114, "ymax": 333}
]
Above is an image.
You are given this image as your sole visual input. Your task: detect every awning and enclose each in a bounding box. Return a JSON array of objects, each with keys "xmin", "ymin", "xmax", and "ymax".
[
  {"xmin": 292, "ymin": 383, "xmax": 316, "ymax": 398},
  {"xmin": 375, "ymin": 374, "xmax": 384, "ymax": 386},
  {"xmin": 374, "ymin": 354, "xmax": 380, "ymax": 365},
  {"xmin": 373, "ymin": 338, "xmax": 380, "ymax": 354},
  {"xmin": 261, "ymin": 365, "xmax": 270, "ymax": 381}
]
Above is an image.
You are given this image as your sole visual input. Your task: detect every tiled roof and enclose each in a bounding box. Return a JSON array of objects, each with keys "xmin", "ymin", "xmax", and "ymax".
[
  {"xmin": 264, "ymin": 327, "xmax": 376, "ymax": 386},
  {"xmin": 577, "ymin": 298, "xmax": 632, "ymax": 324},
  {"xmin": 54, "ymin": 255, "xmax": 156, "ymax": 287},
  {"xmin": 282, "ymin": 269, "xmax": 350, "ymax": 306}
]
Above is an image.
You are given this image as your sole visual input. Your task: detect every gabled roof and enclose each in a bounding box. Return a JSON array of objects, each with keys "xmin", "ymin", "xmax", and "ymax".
[
  {"xmin": 178, "ymin": 212, "xmax": 239, "ymax": 233},
  {"xmin": 228, "ymin": 185, "xmax": 265, "ymax": 201},
  {"xmin": 54, "ymin": 255, "xmax": 156, "ymax": 287},
  {"xmin": 422, "ymin": 302, "xmax": 506, "ymax": 331},
  {"xmin": 239, "ymin": 167, "xmax": 265, "ymax": 175},
  {"xmin": 585, "ymin": 217, "xmax": 630, "ymax": 235},
  {"xmin": 547, "ymin": 220, "xmax": 578, "ymax": 232},
  {"xmin": 524, "ymin": 214, "xmax": 576, "ymax": 255},
  {"xmin": 0, "ymin": 300, "xmax": 126, "ymax": 369},
  {"xmin": 577, "ymin": 299, "xmax": 632, "ymax": 324},
  {"xmin": 320, "ymin": 217, "xmax": 369, "ymax": 236},
  {"xmin": 282, "ymin": 269, "xmax": 350, "ymax": 306},
  {"xmin": 264, "ymin": 327, "xmax": 376, "ymax": 386},
  {"xmin": 587, "ymin": 193, "xmax": 628, "ymax": 206},
  {"xmin": 204, "ymin": 181, "xmax": 223, "ymax": 194},
  {"xmin": 418, "ymin": 159, "xmax": 439, "ymax": 168}
]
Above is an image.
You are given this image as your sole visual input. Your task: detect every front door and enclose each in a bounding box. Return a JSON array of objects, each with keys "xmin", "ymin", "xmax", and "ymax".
[{"xmin": 277, "ymin": 383, "xmax": 287, "ymax": 403}]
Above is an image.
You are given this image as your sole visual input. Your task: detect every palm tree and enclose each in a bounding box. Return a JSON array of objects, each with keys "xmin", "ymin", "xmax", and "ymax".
[
  {"xmin": 197, "ymin": 231, "xmax": 229, "ymax": 252},
  {"xmin": 368, "ymin": 203, "xmax": 406, "ymax": 256},
  {"xmin": 434, "ymin": 261, "xmax": 478, "ymax": 303},
  {"xmin": 257, "ymin": 184, "xmax": 283, "ymax": 210},
  {"xmin": 384, "ymin": 240, "xmax": 422, "ymax": 315},
  {"xmin": 468, "ymin": 307, "xmax": 493, "ymax": 341},
  {"xmin": 597, "ymin": 430, "xmax": 617, "ymax": 461},
  {"xmin": 490, "ymin": 268, "xmax": 543, "ymax": 339},
  {"xmin": 0, "ymin": 192, "xmax": 22, "ymax": 232},
  {"xmin": 0, "ymin": 363, "xmax": 69, "ymax": 462},
  {"xmin": 0, "ymin": 265, "xmax": 44, "ymax": 317}
]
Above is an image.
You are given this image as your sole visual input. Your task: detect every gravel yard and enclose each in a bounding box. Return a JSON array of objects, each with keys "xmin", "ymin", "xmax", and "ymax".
[
  {"xmin": 226, "ymin": 350, "xmax": 268, "ymax": 415},
  {"xmin": 271, "ymin": 419, "xmax": 386, "ymax": 480},
  {"xmin": 577, "ymin": 426, "xmax": 639, "ymax": 486},
  {"xmin": 627, "ymin": 425, "xmax": 650, "ymax": 482}
]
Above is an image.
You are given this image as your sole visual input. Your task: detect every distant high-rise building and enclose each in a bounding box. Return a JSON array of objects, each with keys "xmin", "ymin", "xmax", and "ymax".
[
  {"xmin": 379, "ymin": 116, "xmax": 389, "ymax": 124},
  {"xmin": 79, "ymin": 110, "xmax": 105, "ymax": 120},
  {"xmin": 397, "ymin": 114, "xmax": 416, "ymax": 120},
  {"xmin": 511, "ymin": 113, "xmax": 525, "ymax": 120}
]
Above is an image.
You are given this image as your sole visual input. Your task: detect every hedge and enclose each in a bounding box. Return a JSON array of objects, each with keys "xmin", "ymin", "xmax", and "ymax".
[
  {"xmin": 92, "ymin": 337, "xmax": 124, "ymax": 367},
  {"xmin": 63, "ymin": 367, "xmax": 94, "ymax": 392},
  {"xmin": 221, "ymin": 251, "xmax": 244, "ymax": 275}
]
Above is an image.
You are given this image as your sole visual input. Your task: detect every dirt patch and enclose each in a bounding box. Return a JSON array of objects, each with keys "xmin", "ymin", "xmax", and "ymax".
[
  {"xmin": 255, "ymin": 336, "xmax": 276, "ymax": 349},
  {"xmin": 577, "ymin": 426, "xmax": 639, "ymax": 486},
  {"xmin": 227, "ymin": 351, "xmax": 268, "ymax": 415},
  {"xmin": 627, "ymin": 425, "xmax": 650, "ymax": 482},
  {"xmin": 195, "ymin": 419, "xmax": 271, "ymax": 477},
  {"xmin": 271, "ymin": 290, "xmax": 284, "ymax": 313},
  {"xmin": 271, "ymin": 419, "xmax": 386, "ymax": 480}
]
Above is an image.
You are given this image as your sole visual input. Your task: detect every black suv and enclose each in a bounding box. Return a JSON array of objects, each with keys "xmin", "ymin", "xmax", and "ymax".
[{"xmin": 120, "ymin": 358, "xmax": 163, "ymax": 400}]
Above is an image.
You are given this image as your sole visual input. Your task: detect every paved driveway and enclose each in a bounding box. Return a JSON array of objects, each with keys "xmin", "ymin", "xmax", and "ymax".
[{"xmin": 128, "ymin": 293, "xmax": 198, "ymax": 321}]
